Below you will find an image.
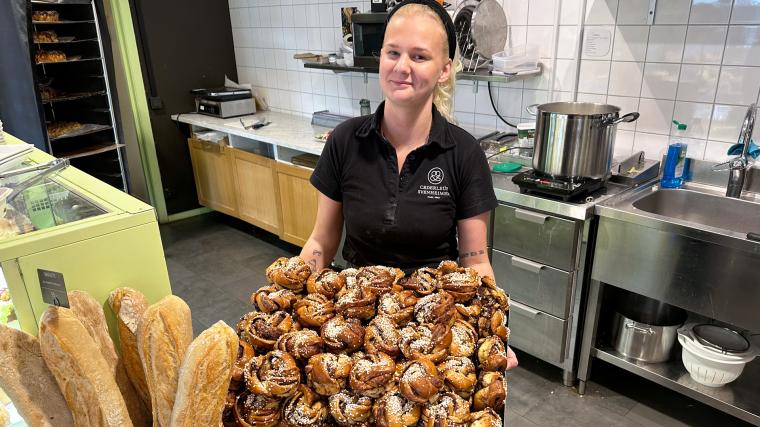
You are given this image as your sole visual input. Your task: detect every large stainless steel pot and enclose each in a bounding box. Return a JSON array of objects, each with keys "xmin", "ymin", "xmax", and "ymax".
[
  {"xmin": 611, "ymin": 291, "xmax": 687, "ymax": 363},
  {"xmin": 531, "ymin": 102, "xmax": 639, "ymax": 180}
]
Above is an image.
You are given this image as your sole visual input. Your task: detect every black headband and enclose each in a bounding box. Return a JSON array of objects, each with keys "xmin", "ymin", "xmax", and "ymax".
[{"xmin": 386, "ymin": 0, "xmax": 457, "ymax": 60}]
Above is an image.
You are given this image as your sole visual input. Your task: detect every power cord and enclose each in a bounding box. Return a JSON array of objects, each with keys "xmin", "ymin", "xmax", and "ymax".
[{"xmin": 487, "ymin": 81, "xmax": 518, "ymax": 129}]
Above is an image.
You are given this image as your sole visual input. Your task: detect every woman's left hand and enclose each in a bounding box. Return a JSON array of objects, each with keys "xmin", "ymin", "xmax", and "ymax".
[{"xmin": 506, "ymin": 346, "xmax": 518, "ymax": 370}]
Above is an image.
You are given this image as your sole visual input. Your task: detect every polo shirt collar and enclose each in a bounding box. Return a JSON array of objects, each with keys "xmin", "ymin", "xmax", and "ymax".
[{"xmin": 355, "ymin": 101, "xmax": 454, "ymax": 149}]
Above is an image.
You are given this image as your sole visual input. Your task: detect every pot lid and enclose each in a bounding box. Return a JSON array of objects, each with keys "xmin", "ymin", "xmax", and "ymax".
[{"xmin": 692, "ymin": 324, "xmax": 750, "ymax": 354}]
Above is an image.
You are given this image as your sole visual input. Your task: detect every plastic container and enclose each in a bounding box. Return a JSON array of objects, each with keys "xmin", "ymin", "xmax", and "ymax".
[
  {"xmin": 661, "ymin": 120, "xmax": 688, "ymax": 189},
  {"xmin": 677, "ymin": 324, "xmax": 757, "ymax": 387},
  {"xmin": 492, "ymin": 45, "xmax": 539, "ymax": 73}
]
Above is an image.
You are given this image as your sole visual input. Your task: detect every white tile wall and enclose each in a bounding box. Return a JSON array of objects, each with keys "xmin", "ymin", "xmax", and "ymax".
[{"xmin": 231, "ymin": 0, "xmax": 760, "ymax": 161}]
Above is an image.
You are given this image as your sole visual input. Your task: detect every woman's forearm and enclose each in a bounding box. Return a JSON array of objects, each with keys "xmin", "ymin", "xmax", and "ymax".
[{"xmin": 299, "ymin": 237, "xmax": 339, "ymax": 272}]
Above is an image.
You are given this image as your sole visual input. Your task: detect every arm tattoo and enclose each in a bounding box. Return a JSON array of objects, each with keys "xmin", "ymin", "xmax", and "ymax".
[
  {"xmin": 459, "ymin": 249, "xmax": 486, "ymax": 259},
  {"xmin": 312, "ymin": 249, "xmax": 323, "ymax": 256}
]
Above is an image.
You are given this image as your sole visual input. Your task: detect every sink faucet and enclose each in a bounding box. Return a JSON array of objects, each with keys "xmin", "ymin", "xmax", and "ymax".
[{"xmin": 725, "ymin": 102, "xmax": 757, "ymax": 198}]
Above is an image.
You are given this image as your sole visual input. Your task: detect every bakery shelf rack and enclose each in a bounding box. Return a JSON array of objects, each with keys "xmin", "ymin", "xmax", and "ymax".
[{"xmin": 28, "ymin": 0, "xmax": 127, "ymax": 190}]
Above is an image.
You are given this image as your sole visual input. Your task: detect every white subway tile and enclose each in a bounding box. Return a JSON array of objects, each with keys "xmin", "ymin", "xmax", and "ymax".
[
  {"xmin": 585, "ymin": 0, "xmax": 618, "ymax": 25},
  {"xmin": 298, "ymin": 71, "xmax": 312, "ymax": 93},
  {"xmin": 577, "ymin": 93, "xmax": 607, "ymax": 103},
  {"xmin": 293, "ymin": 4, "xmax": 307, "ymax": 27},
  {"xmin": 475, "ymin": 89, "xmax": 495, "ymax": 115},
  {"xmin": 689, "ymin": 0, "xmax": 732, "ymax": 24},
  {"xmin": 551, "ymin": 91, "xmax": 575, "ymax": 102},
  {"xmin": 509, "ymin": 25, "xmax": 529, "ymax": 50},
  {"xmin": 608, "ymin": 62, "xmax": 644, "ymax": 97},
  {"xmin": 633, "ymin": 132, "xmax": 670, "ymax": 160},
  {"xmin": 337, "ymin": 75, "xmax": 352, "ymax": 98},
  {"xmin": 578, "ymin": 60, "xmax": 610, "ymax": 94},
  {"xmin": 249, "ymin": 7, "xmax": 261, "ymax": 28},
  {"xmin": 351, "ymin": 76, "xmax": 367, "ymax": 99},
  {"xmin": 646, "ymin": 26, "xmax": 687, "ymax": 63},
  {"xmin": 271, "ymin": 6, "xmax": 283, "ymax": 27},
  {"xmin": 282, "ymin": 5, "xmax": 294, "ymax": 27},
  {"xmin": 290, "ymin": 91, "xmax": 303, "ymax": 112},
  {"xmin": 286, "ymin": 51, "xmax": 300, "ymax": 71},
  {"xmin": 474, "ymin": 114, "xmax": 498, "ymax": 132},
  {"xmin": 307, "ymin": 28, "xmax": 321, "ymax": 51},
  {"xmin": 318, "ymin": 4, "xmax": 333, "ymax": 27},
  {"xmin": 528, "ymin": 0, "xmax": 556, "ymax": 25},
  {"xmin": 680, "ymin": 137, "xmax": 708, "ymax": 159},
  {"xmin": 321, "ymin": 28, "xmax": 334, "ymax": 52},
  {"xmin": 505, "ymin": 0, "xmax": 530, "ymax": 25},
  {"xmin": 613, "ymin": 129, "xmax": 635, "ymax": 158},
  {"xmin": 229, "ymin": 0, "xmax": 247, "ymax": 8},
  {"xmin": 709, "ymin": 104, "xmax": 747, "ymax": 141},
  {"xmin": 677, "ymin": 64, "xmax": 720, "ymax": 103},
  {"xmin": 672, "ymin": 101, "xmax": 713, "ymax": 139},
  {"xmin": 339, "ymin": 97, "xmax": 353, "ymax": 116},
  {"xmin": 526, "ymin": 26, "xmax": 555, "ymax": 59},
  {"xmin": 301, "ymin": 92, "xmax": 314, "ymax": 114},
  {"xmin": 582, "ymin": 26, "xmax": 615, "ymax": 60},
  {"xmin": 682, "ymin": 25, "xmax": 727, "ymax": 65},
  {"xmin": 641, "ymin": 63, "xmax": 680, "ymax": 99},
  {"xmin": 286, "ymin": 71, "xmax": 299, "ymax": 91},
  {"xmin": 275, "ymin": 50, "xmax": 288, "ymax": 69},
  {"xmin": 313, "ymin": 94, "xmax": 327, "ymax": 112},
  {"xmin": 703, "ymin": 141, "xmax": 732, "ymax": 161},
  {"xmin": 323, "ymin": 74, "xmax": 339, "ymax": 97},
  {"xmin": 606, "ymin": 96, "xmax": 640, "ymax": 131},
  {"xmin": 552, "ymin": 59, "xmax": 577, "ymax": 92},
  {"xmin": 325, "ymin": 96, "xmax": 340, "ymax": 114},
  {"xmin": 654, "ymin": 0, "xmax": 691, "ymax": 24},
  {"xmin": 521, "ymin": 90, "xmax": 549, "ymax": 120},
  {"xmin": 311, "ymin": 73, "xmax": 325, "ymax": 95},
  {"xmin": 557, "ymin": 26, "xmax": 580, "ymax": 60},
  {"xmin": 724, "ymin": 26, "xmax": 760, "ymax": 66},
  {"xmin": 273, "ymin": 28, "xmax": 286, "ymax": 49},
  {"xmin": 560, "ymin": 0, "xmax": 582, "ymax": 24},
  {"xmin": 306, "ymin": 4, "xmax": 320, "ymax": 28},
  {"xmin": 636, "ymin": 98, "xmax": 675, "ymax": 134},
  {"xmin": 612, "ymin": 26, "xmax": 649, "ymax": 62},
  {"xmin": 454, "ymin": 84, "xmax": 476, "ymax": 112},
  {"xmin": 496, "ymin": 87, "xmax": 524, "ymax": 117},
  {"xmin": 525, "ymin": 59, "xmax": 552, "ymax": 90},
  {"xmin": 455, "ymin": 111, "xmax": 475, "ymax": 128},
  {"xmin": 617, "ymin": 0, "xmax": 650, "ymax": 25},
  {"xmin": 715, "ymin": 66, "xmax": 760, "ymax": 105},
  {"xmin": 367, "ymin": 78, "xmax": 383, "ymax": 102},
  {"xmin": 731, "ymin": 0, "xmax": 760, "ymax": 24}
]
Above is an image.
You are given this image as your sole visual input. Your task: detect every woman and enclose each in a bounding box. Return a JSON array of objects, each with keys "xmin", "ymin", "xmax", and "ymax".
[{"xmin": 301, "ymin": 0, "xmax": 516, "ymax": 368}]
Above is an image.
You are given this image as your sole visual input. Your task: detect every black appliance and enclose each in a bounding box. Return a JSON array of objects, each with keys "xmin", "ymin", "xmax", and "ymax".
[
  {"xmin": 512, "ymin": 170, "xmax": 605, "ymax": 202},
  {"xmin": 371, "ymin": 0, "xmax": 387, "ymax": 12},
  {"xmin": 352, "ymin": 12, "xmax": 388, "ymax": 69}
]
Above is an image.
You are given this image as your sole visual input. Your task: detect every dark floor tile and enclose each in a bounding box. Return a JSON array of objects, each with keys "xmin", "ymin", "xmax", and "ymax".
[
  {"xmin": 503, "ymin": 409, "xmax": 539, "ymax": 427},
  {"xmin": 522, "ymin": 385, "xmax": 641, "ymax": 427},
  {"xmin": 505, "ymin": 355, "xmax": 563, "ymax": 417}
]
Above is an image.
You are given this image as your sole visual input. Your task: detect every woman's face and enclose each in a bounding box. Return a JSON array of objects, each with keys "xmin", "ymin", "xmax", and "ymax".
[{"xmin": 379, "ymin": 13, "xmax": 451, "ymax": 109}]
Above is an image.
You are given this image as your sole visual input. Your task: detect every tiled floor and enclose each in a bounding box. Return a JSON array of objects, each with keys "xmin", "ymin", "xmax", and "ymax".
[{"xmin": 161, "ymin": 212, "xmax": 752, "ymax": 427}]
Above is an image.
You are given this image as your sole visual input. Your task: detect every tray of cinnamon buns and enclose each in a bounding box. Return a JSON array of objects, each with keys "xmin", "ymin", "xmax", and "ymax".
[{"xmin": 227, "ymin": 256, "xmax": 510, "ymax": 427}]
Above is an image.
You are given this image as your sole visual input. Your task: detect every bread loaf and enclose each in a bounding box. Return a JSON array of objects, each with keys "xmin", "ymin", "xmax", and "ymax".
[
  {"xmin": 108, "ymin": 288, "xmax": 151, "ymax": 411},
  {"xmin": 38, "ymin": 306, "xmax": 133, "ymax": 427},
  {"xmin": 68, "ymin": 291, "xmax": 150, "ymax": 427},
  {"xmin": 137, "ymin": 295, "xmax": 192, "ymax": 427},
  {"xmin": 0, "ymin": 324, "xmax": 74, "ymax": 427},
  {"xmin": 169, "ymin": 321, "xmax": 237, "ymax": 427}
]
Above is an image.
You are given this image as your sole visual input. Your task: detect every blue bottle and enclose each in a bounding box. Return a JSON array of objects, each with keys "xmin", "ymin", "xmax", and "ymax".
[{"xmin": 661, "ymin": 120, "xmax": 688, "ymax": 189}]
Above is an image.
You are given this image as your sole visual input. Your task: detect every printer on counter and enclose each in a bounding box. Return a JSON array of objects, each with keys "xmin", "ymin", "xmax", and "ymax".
[{"xmin": 191, "ymin": 87, "xmax": 256, "ymax": 118}]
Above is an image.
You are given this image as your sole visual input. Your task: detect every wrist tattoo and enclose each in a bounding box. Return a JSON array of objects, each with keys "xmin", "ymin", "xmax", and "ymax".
[
  {"xmin": 312, "ymin": 249, "xmax": 322, "ymax": 257},
  {"xmin": 459, "ymin": 249, "xmax": 486, "ymax": 259}
]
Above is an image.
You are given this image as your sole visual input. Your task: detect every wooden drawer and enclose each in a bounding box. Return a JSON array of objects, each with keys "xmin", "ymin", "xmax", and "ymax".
[{"xmin": 187, "ymin": 138, "xmax": 238, "ymax": 216}]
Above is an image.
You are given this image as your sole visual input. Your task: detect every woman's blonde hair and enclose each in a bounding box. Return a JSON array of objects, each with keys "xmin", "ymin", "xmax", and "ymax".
[{"xmin": 387, "ymin": 4, "xmax": 461, "ymax": 123}]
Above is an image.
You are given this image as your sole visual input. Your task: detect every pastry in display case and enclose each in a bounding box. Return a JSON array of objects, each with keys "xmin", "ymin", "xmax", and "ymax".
[
  {"xmin": 34, "ymin": 50, "xmax": 67, "ymax": 64},
  {"xmin": 45, "ymin": 121, "xmax": 81, "ymax": 139},
  {"xmin": 32, "ymin": 30, "xmax": 58, "ymax": 43},
  {"xmin": 32, "ymin": 10, "xmax": 60, "ymax": 22}
]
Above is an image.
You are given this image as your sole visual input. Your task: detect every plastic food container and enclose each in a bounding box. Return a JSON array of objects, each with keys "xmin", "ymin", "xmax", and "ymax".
[
  {"xmin": 677, "ymin": 323, "xmax": 758, "ymax": 387},
  {"xmin": 492, "ymin": 45, "xmax": 539, "ymax": 73}
]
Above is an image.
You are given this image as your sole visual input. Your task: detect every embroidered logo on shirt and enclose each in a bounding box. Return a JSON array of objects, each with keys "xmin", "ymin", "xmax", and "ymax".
[{"xmin": 427, "ymin": 167, "xmax": 444, "ymax": 184}]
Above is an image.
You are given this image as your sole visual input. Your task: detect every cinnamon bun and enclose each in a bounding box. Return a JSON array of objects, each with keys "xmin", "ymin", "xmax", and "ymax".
[
  {"xmin": 307, "ymin": 268, "xmax": 345, "ymax": 299},
  {"xmin": 402, "ymin": 267, "xmax": 437, "ymax": 296},
  {"xmin": 414, "ymin": 291, "xmax": 455, "ymax": 327},
  {"xmin": 251, "ymin": 285, "xmax": 298, "ymax": 313},
  {"xmin": 230, "ymin": 340, "xmax": 256, "ymax": 390},
  {"xmin": 328, "ymin": 390, "xmax": 373, "ymax": 426},
  {"xmin": 478, "ymin": 308, "xmax": 509, "ymax": 341},
  {"xmin": 305, "ymin": 353, "xmax": 353, "ymax": 396},
  {"xmin": 294, "ymin": 293, "xmax": 336, "ymax": 328},
  {"xmin": 321, "ymin": 315, "xmax": 365, "ymax": 353},
  {"xmin": 399, "ymin": 322, "xmax": 451, "ymax": 364},
  {"xmin": 275, "ymin": 329, "xmax": 324, "ymax": 362},
  {"xmin": 356, "ymin": 266, "xmax": 404, "ymax": 296},
  {"xmin": 469, "ymin": 408, "xmax": 503, "ymax": 427},
  {"xmin": 420, "ymin": 392, "xmax": 470, "ymax": 427},
  {"xmin": 349, "ymin": 351, "xmax": 396, "ymax": 397},
  {"xmin": 449, "ymin": 319, "xmax": 478, "ymax": 358},
  {"xmin": 335, "ymin": 285, "xmax": 377, "ymax": 321},
  {"xmin": 477, "ymin": 336, "xmax": 509, "ymax": 372},
  {"xmin": 234, "ymin": 392, "xmax": 281, "ymax": 427},
  {"xmin": 438, "ymin": 356, "xmax": 477, "ymax": 399},
  {"xmin": 237, "ymin": 310, "xmax": 296, "ymax": 350},
  {"xmin": 244, "ymin": 350, "xmax": 300, "ymax": 398},
  {"xmin": 282, "ymin": 385, "xmax": 329, "ymax": 427},
  {"xmin": 436, "ymin": 263, "xmax": 479, "ymax": 302},
  {"xmin": 266, "ymin": 256, "xmax": 311, "ymax": 291},
  {"xmin": 377, "ymin": 290, "xmax": 417, "ymax": 326},
  {"xmin": 373, "ymin": 391, "xmax": 421, "ymax": 427},
  {"xmin": 472, "ymin": 371, "xmax": 507, "ymax": 412},
  {"xmin": 398, "ymin": 355, "xmax": 442, "ymax": 404},
  {"xmin": 364, "ymin": 315, "xmax": 401, "ymax": 357}
]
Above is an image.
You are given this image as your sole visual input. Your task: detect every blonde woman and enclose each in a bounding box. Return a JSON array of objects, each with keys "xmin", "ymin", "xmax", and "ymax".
[{"xmin": 301, "ymin": 0, "xmax": 516, "ymax": 369}]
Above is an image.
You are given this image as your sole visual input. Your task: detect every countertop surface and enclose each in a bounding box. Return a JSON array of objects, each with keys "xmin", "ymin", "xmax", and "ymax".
[{"xmin": 174, "ymin": 112, "xmax": 632, "ymax": 221}]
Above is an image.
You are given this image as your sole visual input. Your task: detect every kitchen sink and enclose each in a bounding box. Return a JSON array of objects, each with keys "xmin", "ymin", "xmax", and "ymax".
[{"xmin": 632, "ymin": 188, "xmax": 760, "ymax": 235}]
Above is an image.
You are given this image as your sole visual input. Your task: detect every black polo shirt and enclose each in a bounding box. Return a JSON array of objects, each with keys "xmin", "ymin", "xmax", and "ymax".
[{"xmin": 311, "ymin": 102, "xmax": 497, "ymax": 272}]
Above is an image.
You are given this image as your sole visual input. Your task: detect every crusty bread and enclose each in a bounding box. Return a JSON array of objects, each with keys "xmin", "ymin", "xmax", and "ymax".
[
  {"xmin": 68, "ymin": 291, "xmax": 150, "ymax": 427},
  {"xmin": 0, "ymin": 324, "xmax": 74, "ymax": 427},
  {"xmin": 39, "ymin": 306, "xmax": 133, "ymax": 427},
  {"xmin": 108, "ymin": 287, "xmax": 151, "ymax": 412},
  {"xmin": 0, "ymin": 402, "xmax": 9, "ymax": 427},
  {"xmin": 169, "ymin": 321, "xmax": 238, "ymax": 427},
  {"xmin": 137, "ymin": 296, "xmax": 192, "ymax": 427}
]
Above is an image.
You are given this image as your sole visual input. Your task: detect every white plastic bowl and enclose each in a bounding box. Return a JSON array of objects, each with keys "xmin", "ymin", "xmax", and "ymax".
[{"xmin": 677, "ymin": 325, "xmax": 757, "ymax": 387}]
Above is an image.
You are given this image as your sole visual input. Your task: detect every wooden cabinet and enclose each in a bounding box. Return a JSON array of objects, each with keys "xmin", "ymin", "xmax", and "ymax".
[
  {"xmin": 188, "ymin": 138, "xmax": 238, "ymax": 216},
  {"xmin": 276, "ymin": 162, "xmax": 319, "ymax": 247},
  {"xmin": 231, "ymin": 148, "xmax": 282, "ymax": 235}
]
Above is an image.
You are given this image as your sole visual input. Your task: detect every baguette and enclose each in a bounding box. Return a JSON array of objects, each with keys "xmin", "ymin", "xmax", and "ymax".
[
  {"xmin": 39, "ymin": 306, "xmax": 133, "ymax": 427},
  {"xmin": 0, "ymin": 324, "xmax": 74, "ymax": 427},
  {"xmin": 137, "ymin": 296, "xmax": 192, "ymax": 427},
  {"xmin": 108, "ymin": 287, "xmax": 151, "ymax": 411},
  {"xmin": 68, "ymin": 291, "xmax": 151, "ymax": 427},
  {"xmin": 169, "ymin": 321, "xmax": 238, "ymax": 427}
]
